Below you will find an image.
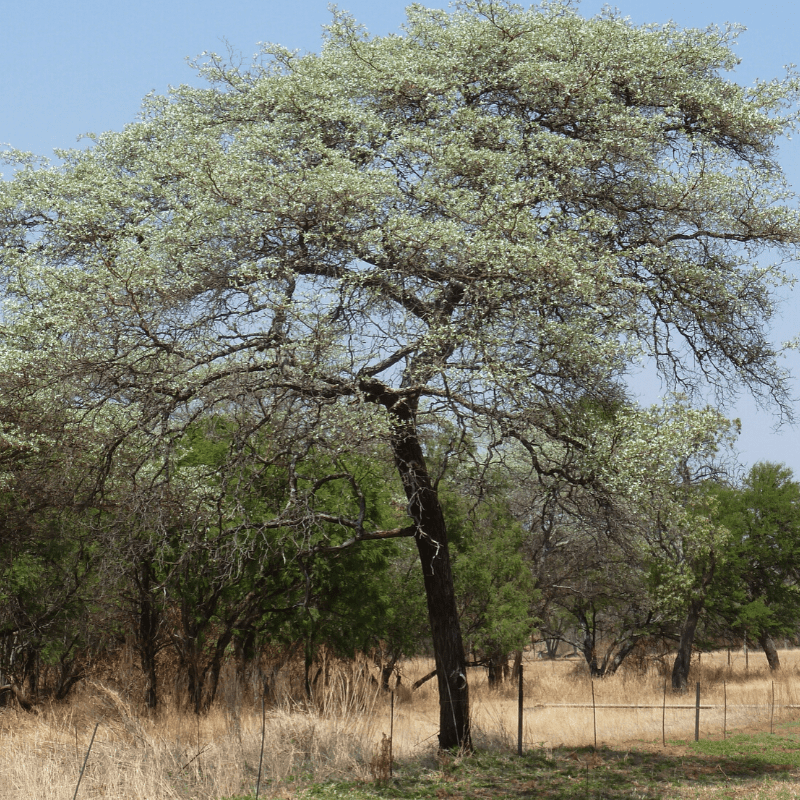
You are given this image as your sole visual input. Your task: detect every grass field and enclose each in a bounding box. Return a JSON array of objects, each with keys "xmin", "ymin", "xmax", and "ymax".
[
  {"xmin": 2, "ymin": 648, "xmax": 800, "ymax": 798},
  {"xmin": 294, "ymin": 727, "xmax": 800, "ymax": 799}
]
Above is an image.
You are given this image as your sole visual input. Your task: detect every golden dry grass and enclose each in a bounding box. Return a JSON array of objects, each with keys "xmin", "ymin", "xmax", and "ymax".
[
  {"xmin": 392, "ymin": 648, "xmax": 800, "ymax": 752},
  {"xmin": 0, "ymin": 667, "xmax": 383, "ymax": 799},
  {"xmin": 2, "ymin": 647, "xmax": 800, "ymax": 798}
]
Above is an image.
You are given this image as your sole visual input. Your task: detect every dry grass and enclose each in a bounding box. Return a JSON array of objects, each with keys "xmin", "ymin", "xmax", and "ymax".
[
  {"xmin": 0, "ymin": 663, "xmax": 383, "ymax": 799},
  {"xmin": 390, "ymin": 648, "xmax": 800, "ymax": 752},
  {"xmin": 2, "ymin": 647, "xmax": 800, "ymax": 798},
  {"xmin": 472, "ymin": 647, "xmax": 800, "ymax": 749}
]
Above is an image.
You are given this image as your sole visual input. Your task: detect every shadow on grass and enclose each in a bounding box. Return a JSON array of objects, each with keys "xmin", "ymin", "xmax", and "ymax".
[{"xmin": 288, "ymin": 722, "xmax": 800, "ymax": 799}]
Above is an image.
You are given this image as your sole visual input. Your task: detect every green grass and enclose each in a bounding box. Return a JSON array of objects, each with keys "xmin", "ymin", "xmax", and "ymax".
[{"xmin": 225, "ymin": 724, "xmax": 800, "ymax": 799}]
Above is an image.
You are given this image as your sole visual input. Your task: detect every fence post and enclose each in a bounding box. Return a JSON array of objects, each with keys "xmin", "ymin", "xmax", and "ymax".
[
  {"xmin": 72, "ymin": 720, "xmax": 101, "ymax": 800},
  {"xmin": 723, "ymin": 680, "xmax": 727, "ymax": 740},
  {"xmin": 770, "ymin": 681, "xmax": 775, "ymax": 735},
  {"xmin": 255, "ymin": 695, "xmax": 266, "ymax": 799},
  {"xmin": 390, "ymin": 690, "xmax": 395, "ymax": 776},
  {"xmin": 695, "ymin": 682, "xmax": 701, "ymax": 742},
  {"xmin": 517, "ymin": 664, "xmax": 524, "ymax": 756},
  {"xmin": 662, "ymin": 679, "xmax": 667, "ymax": 747},
  {"xmin": 591, "ymin": 679, "xmax": 597, "ymax": 750}
]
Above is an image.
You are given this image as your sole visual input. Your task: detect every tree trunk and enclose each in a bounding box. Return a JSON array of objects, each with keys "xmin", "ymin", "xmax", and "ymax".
[
  {"xmin": 758, "ymin": 631, "xmax": 781, "ymax": 671},
  {"xmin": 202, "ymin": 627, "xmax": 236, "ymax": 710},
  {"xmin": 22, "ymin": 646, "xmax": 38, "ymax": 702},
  {"xmin": 603, "ymin": 638, "xmax": 641, "ymax": 677},
  {"xmin": 672, "ymin": 550, "xmax": 715, "ymax": 691},
  {"xmin": 380, "ymin": 652, "xmax": 400, "ymax": 690},
  {"xmin": 671, "ymin": 596, "xmax": 704, "ymax": 690},
  {"xmin": 233, "ymin": 628, "xmax": 256, "ymax": 689},
  {"xmin": 487, "ymin": 653, "xmax": 509, "ymax": 688},
  {"xmin": 511, "ymin": 650, "xmax": 523, "ymax": 681},
  {"xmin": 389, "ymin": 401, "xmax": 471, "ymax": 751},
  {"xmin": 135, "ymin": 559, "xmax": 160, "ymax": 710},
  {"xmin": 575, "ymin": 608, "xmax": 603, "ymax": 677},
  {"xmin": 487, "ymin": 658, "xmax": 499, "ymax": 688}
]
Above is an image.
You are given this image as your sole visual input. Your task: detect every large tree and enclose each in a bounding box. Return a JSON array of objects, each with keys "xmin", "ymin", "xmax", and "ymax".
[{"xmin": 2, "ymin": 1, "xmax": 799, "ymax": 747}]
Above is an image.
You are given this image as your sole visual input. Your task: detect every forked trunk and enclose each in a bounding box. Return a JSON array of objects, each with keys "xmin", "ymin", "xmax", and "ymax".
[
  {"xmin": 758, "ymin": 631, "xmax": 781, "ymax": 671},
  {"xmin": 389, "ymin": 401, "xmax": 471, "ymax": 751},
  {"xmin": 380, "ymin": 653, "xmax": 400, "ymax": 690},
  {"xmin": 487, "ymin": 654, "xmax": 508, "ymax": 688}
]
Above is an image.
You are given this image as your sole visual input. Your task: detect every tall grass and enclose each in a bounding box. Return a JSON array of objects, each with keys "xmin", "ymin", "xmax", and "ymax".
[{"xmin": 2, "ymin": 647, "xmax": 800, "ymax": 798}]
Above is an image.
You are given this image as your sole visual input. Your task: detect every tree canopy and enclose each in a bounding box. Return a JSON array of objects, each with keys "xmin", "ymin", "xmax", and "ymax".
[
  {"xmin": 708, "ymin": 462, "xmax": 800, "ymax": 670},
  {"xmin": 2, "ymin": 0, "xmax": 800, "ymax": 746}
]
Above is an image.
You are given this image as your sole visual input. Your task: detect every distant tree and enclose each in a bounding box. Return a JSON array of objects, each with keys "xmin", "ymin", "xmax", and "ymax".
[
  {"xmin": 519, "ymin": 400, "xmax": 735, "ymax": 684},
  {"xmin": 0, "ymin": 383, "xmax": 110, "ymax": 708},
  {"xmin": 3, "ymin": 1, "xmax": 800, "ymax": 745},
  {"xmin": 442, "ymin": 477, "xmax": 536, "ymax": 686},
  {"xmin": 708, "ymin": 463, "xmax": 800, "ymax": 670}
]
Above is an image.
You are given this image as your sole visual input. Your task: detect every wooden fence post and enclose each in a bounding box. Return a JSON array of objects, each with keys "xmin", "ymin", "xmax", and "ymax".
[
  {"xmin": 390, "ymin": 690, "xmax": 395, "ymax": 776},
  {"xmin": 517, "ymin": 664, "xmax": 524, "ymax": 756},
  {"xmin": 72, "ymin": 721, "xmax": 101, "ymax": 800},
  {"xmin": 723, "ymin": 681, "xmax": 727, "ymax": 740},
  {"xmin": 695, "ymin": 682, "xmax": 701, "ymax": 742},
  {"xmin": 770, "ymin": 681, "xmax": 775, "ymax": 735},
  {"xmin": 255, "ymin": 696, "xmax": 266, "ymax": 799}
]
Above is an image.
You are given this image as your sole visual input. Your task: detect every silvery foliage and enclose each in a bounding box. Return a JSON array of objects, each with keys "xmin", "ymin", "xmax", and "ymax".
[{"xmin": 1, "ymin": 0, "xmax": 799, "ymax": 549}]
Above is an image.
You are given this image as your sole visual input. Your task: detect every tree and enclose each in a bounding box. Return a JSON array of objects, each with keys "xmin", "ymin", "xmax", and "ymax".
[
  {"xmin": 2, "ymin": 1, "xmax": 799, "ymax": 747},
  {"xmin": 0, "ymin": 377, "xmax": 114, "ymax": 708},
  {"xmin": 442, "ymin": 470, "xmax": 536, "ymax": 686},
  {"xmin": 520, "ymin": 399, "xmax": 735, "ymax": 681},
  {"xmin": 533, "ymin": 518, "xmax": 661, "ymax": 678},
  {"xmin": 709, "ymin": 463, "xmax": 800, "ymax": 670}
]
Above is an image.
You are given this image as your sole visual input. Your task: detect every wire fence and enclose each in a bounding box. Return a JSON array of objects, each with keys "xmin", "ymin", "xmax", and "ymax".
[{"xmin": 381, "ymin": 653, "xmax": 800, "ymax": 760}]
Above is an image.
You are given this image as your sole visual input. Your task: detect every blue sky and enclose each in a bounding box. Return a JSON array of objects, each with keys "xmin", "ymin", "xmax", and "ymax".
[{"xmin": 4, "ymin": 0, "xmax": 800, "ymax": 475}]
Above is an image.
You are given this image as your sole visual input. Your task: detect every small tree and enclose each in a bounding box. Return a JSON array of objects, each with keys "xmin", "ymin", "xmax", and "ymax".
[
  {"xmin": 709, "ymin": 463, "xmax": 800, "ymax": 670},
  {"xmin": 442, "ymin": 476, "xmax": 536, "ymax": 686}
]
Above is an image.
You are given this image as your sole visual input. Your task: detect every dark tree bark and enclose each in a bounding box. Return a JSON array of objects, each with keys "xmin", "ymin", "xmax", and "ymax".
[
  {"xmin": 204, "ymin": 627, "xmax": 236, "ymax": 709},
  {"xmin": 0, "ymin": 682, "xmax": 35, "ymax": 712},
  {"xmin": 484, "ymin": 652, "xmax": 510, "ymax": 687},
  {"xmin": 671, "ymin": 596, "xmax": 704, "ymax": 690},
  {"xmin": 603, "ymin": 638, "xmax": 642, "ymax": 677},
  {"xmin": 510, "ymin": 650, "xmax": 523, "ymax": 681},
  {"xmin": 388, "ymin": 397, "xmax": 471, "ymax": 750},
  {"xmin": 672, "ymin": 549, "xmax": 715, "ymax": 691},
  {"xmin": 575, "ymin": 607, "xmax": 604, "ymax": 677},
  {"xmin": 758, "ymin": 631, "xmax": 781, "ymax": 671},
  {"xmin": 133, "ymin": 558, "xmax": 161, "ymax": 710},
  {"xmin": 380, "ymin": 652, "xmax": 400, "ymax": 690},
  {"xmin": 543, "ymin": 637, "xmax": 560, "ymax": 660},
  {"xmin": 233, "ymin": 628, "xmax": 256, "ymax": 688}
]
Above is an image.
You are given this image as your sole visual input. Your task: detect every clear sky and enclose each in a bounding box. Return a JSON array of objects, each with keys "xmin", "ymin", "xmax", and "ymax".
[{"xmin": 4, "ymin": 0, "xmax": 800, "ymax": 476}]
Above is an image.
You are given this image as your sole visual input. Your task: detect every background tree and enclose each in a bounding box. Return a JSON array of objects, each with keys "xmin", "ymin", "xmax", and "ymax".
[
  {"xmin": 441, "ymin": 470, "xmax": 536, "ymax": 686},
  {"xmin": 3, "ymin": 0, "xmax": 800, "ymax": 745},
  {"xmin": 708, "ymin": 462, "xmax": 800, "ymax": 671},
  {"xmin": 520, "ymin": 399, "xmax": 735, "ymax": 681}
]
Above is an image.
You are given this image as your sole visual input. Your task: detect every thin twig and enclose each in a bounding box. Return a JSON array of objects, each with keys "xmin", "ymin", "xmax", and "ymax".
[{"xmin": 179, "ymin": 745, "xmax": 210, "ymax": 771}]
